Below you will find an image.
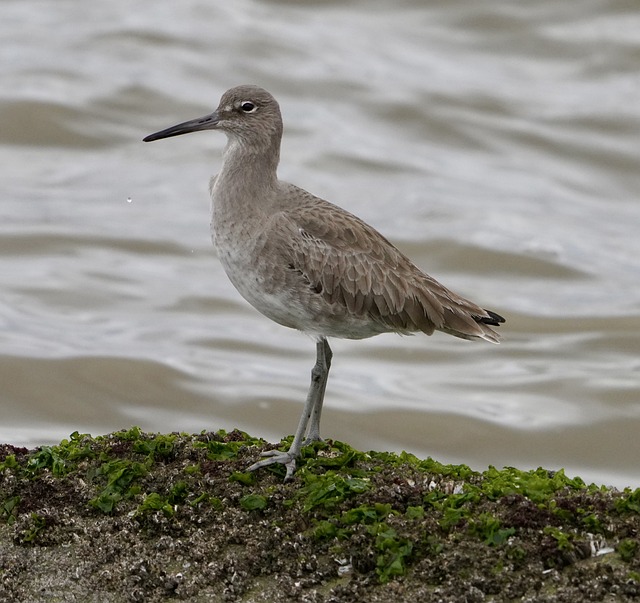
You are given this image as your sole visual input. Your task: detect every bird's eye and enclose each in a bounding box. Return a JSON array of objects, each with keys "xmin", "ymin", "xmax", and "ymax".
[{"xmin": 240, "ymin": 101, "xmax": 257, "ymax": 113}]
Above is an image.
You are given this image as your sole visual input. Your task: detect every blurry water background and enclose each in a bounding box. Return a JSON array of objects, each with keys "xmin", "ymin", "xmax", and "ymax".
[{"xmin": 2, "ymin": 0, "xmax": 639, "ymax": 488}]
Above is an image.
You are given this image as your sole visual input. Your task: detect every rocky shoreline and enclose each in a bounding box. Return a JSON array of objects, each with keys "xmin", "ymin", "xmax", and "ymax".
[{"xmin": 1, "ymin": 428, "xmax": 639, "ymax": 602}]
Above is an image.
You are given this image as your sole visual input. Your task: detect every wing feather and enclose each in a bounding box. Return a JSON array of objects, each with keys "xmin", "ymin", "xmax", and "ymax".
[{"xmin": 267, "ymin": 185, "xmax": 503, "ymax": 341}]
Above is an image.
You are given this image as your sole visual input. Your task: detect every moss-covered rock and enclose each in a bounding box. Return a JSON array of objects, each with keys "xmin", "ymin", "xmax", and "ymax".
[{"xmin": 1, "ymin": 429, "xmax": 639, "ymax": 601}]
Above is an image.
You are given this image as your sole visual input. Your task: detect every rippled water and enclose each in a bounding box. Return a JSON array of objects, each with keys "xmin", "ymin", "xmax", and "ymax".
[{"xmin": 2, "ymin": 0, "xmax": 639, "ymax": 488}]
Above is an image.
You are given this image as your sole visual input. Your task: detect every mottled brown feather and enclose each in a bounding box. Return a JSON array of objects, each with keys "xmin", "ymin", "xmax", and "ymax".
[{"xmin": 271, "ymin": 184, "xmax": 503, "ymax": 343}]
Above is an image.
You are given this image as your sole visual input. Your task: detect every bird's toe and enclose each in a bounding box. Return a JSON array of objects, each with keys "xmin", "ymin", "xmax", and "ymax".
[{"xmin": 247, "ymin": 450, "xmax": 298, "ymax": 480}]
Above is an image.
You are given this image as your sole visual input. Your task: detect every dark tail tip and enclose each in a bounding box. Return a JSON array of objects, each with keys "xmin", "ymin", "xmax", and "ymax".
[{"xmin": 477, "ymin": 309, "xmax": 505, "ymax": 327}]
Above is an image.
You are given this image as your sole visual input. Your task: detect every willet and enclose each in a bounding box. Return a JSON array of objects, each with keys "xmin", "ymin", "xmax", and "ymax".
[{"xmin": 144, "ymin": 85, "xmax": 505, "ymax": 479}]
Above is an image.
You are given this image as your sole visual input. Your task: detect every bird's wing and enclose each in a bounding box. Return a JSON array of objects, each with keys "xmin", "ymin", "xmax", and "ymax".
[{"xmin": 268, "ymin": 188, "xmax": 502, "ymax": 341}]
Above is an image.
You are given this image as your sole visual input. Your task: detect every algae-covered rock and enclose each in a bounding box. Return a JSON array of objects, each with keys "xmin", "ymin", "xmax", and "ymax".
[{"xmin": 1, "ymin": 429, "xmax": 639, "ymax": 602}]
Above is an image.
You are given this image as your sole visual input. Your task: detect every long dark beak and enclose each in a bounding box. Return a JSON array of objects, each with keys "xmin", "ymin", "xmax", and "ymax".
[{"xmin": 143, "ymin": 111, "xmax": 219, "ymax": 142}]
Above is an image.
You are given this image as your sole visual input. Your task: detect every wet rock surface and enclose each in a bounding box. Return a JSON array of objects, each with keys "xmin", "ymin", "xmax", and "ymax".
[{"xmin": 1, "ymin": 429, "xmax": 639, "ymax": 602}]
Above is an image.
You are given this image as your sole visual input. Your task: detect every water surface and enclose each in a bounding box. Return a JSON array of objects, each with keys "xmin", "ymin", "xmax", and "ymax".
[{"xmin": 2, "ymin": 0, "xmax": 639, "ymax": 488}]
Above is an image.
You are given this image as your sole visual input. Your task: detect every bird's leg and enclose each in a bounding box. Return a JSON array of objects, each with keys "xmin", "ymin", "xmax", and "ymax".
[
  {"xmin": 247, "ymin": 337, "xmax": 332, "ymax": 480},
  {"xmin": 303, "ymin": 337, "xmax": 332, "ymax": 444}
]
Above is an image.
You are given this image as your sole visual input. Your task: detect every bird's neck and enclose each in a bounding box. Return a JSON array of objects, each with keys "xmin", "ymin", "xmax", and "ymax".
[
  {"xmin": 217, "ymin": 136, "xmax": 280, "ymax": 197},
  {"xmin": 211, "ymin": 135, "xmax": 281, "ymax": 234}
]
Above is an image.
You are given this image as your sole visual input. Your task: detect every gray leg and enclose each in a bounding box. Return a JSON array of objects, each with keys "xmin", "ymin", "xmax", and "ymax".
[
  {"xmin": 247, "ymin": 337, "xmax": 332, "ymax": 480},
  {"xmin": 303, "ymin": 338, "xmax": 332, "ymax": 443}
]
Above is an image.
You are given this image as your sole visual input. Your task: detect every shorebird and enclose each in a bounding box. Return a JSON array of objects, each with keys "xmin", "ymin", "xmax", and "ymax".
[{"xmin": 144, "ymin": 85, "xmax": 505, "ymax": 479}]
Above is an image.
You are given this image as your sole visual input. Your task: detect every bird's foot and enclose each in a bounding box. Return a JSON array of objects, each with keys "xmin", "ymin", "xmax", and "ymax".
[
  {"xmin": 247, "ymin": 449, "xmax": 298, "ymax": 481},
  {"xmin": 301, "ymin": 435, "xmax": 324, "ymax": 447}
]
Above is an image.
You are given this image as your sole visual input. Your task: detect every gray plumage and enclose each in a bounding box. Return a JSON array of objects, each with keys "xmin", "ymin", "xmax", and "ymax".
[{"xmin": 144, "ymin": 85, "xmax": 505, "ymax": 479}]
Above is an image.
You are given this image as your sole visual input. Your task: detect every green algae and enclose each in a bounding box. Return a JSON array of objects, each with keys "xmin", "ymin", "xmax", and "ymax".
[
  {"xmin": 1, "ymin": 429, "xmax": 640, "ymax": 602},
  {"xmin": 239, "ymin": 493, "xmax": 269, "ymax": 511},
  {"xmin": 89, "ymin": 458, "xmax": 150, "ymax": 513},
  {"xmin": 298, "ymin": 471, "xmax": 371, "ymax": 513},
  {"xmin": 618, "ymin": 538, "xmax": 639, "ymax": 563},
  {"xmin": 617, "ymin": 488, "xmax": 640, "ymax": 514},
  {"xmin": 136, "ymin": 492, "xmax": 176, "ymax": 518}
]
